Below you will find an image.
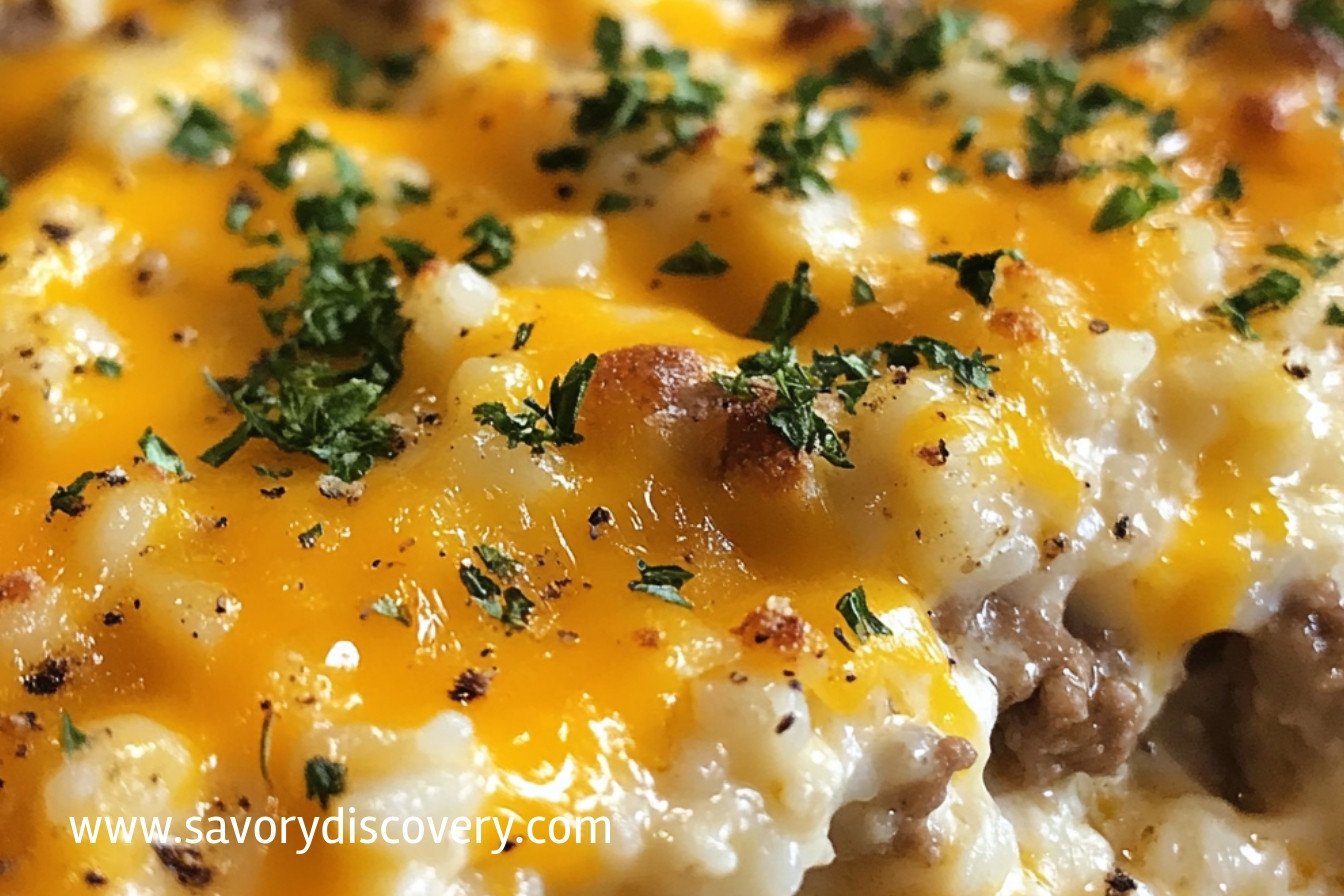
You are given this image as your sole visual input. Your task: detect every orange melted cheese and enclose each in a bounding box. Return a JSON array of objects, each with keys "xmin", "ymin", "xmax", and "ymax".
[{"xmin": 0, "ymin": 0, "xmax": 1340, "ymax": 892}]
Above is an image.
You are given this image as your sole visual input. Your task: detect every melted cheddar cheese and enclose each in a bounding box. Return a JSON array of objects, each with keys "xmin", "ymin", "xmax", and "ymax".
[{"xmin": 2, "ymin": 1, "xmax": 1344, "ymax": 894}]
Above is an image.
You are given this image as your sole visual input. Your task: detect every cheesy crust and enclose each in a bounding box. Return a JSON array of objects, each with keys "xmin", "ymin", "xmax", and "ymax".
[{"xmin": 2, "ymin": 1, "xmax": 1344, "ymax": 894}]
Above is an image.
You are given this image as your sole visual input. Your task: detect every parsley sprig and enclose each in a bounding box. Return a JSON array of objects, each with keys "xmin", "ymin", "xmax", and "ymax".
[
  {"xmin": 831, "ymin": 8, "xmax": 974, "ymax": 89},
  {"xmin": 753, "ymin": 74, "xmax": 861, "ymax": 198},
  {"xmin": 203, "ymin": 130, "xmax": 411, "ymax": 482},
  {"xmin": 473, "ymin": 355, "xmax": 599, "ymax": 452},
  {"xmin": 306, "ymin": 29, "xmax": 427, "ymax": 109},
  {"xmin": 1206, "ymin": 270, "xmax": 1302, "ymax": 339},
  {"xmin": 459, "ymin": 545, "xmax": 534, "ymax": 630},
  {"xmin": 536, "ymin": 16, "xmax": 724, "ymax": 172},
  {"xmin": 1070, "ymin": 0, "xmax": 1210, "ymax": 56},
  {"xmin": 1000, "ymin": 57, "xmax": 1146, "ymax": 184}
]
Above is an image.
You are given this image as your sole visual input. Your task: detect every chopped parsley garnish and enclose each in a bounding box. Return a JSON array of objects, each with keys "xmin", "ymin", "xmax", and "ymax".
[
  {"xmin": 474, "ymin": 544, "xmax": 523, "ymax": 579},
  {"xmin": 1326, "ymin": 303, "xmax": 1344, "ymax": 326},
  {"xmin": 205, "ymin": 134, "xmax": 411, "ymax": 482},
  {"xmin": 715, "ymin": 331, "xmax": 997, "ymax": 469},
  {"xmin": 458, "ymin": 555, "xmax": 534, "ymax": 630},
  {"xmin": 928, "ymin": 248, "xmax": 1022, "ymax": 306},
  {"xmin": 59, "ymin": 710, "xmax": 88, "ymax": 755},
  {"xmin": 1092, "ymin": 156, "xmax": 1178, "ymax": 232},
  {"xmin": 1206, "ymin": 269, "xmax": 1302, "ymax": 339},
  {"xmin": 237, "ymin": 87, "xmax": 268, "ymax": 117},
  {"xmin": 368, "ymin": 595, "xmax": 411, "ymax": 626},
  {"xmin": 831, "ymin": 8, "xmax": 974, "ymax": 89},
  {"xmin": 161, "ymin": 99, "xmax": 234, "ymax": 165},
  {"xmin": 459, "ymin": 214, "xmax": 514, "ymax": 276},
  {"xmin": 753, "ymin": 74, "xmax": 860, "ymax": 198},
  {"xmin": 297, "ymin": 522, "xmax": 323, "ymax": 548},
  {"xmin": 473, "ymin": 354, "xmax": 599, "ymax": 452},
  {"xmin": 628, "ymin": 559, "xmax": 694, "ymax": 608},
  {"xmin": 253, "ymin": 464, "xmax": 293, "ymax": 479},
  {"xmin": 230, "ymin": 257, "xmax": 298, "ymax": 299},
  {"xmin": 1266, "ymin": 243, "xmax": 1341, "ymax": 279},
  {"xmin": 303, "ymin": 756, "xmax": 346, "ymax": 811},
  {"xmin": 836, "ymin": 585, "xmax": 891, "ymax": 645},
  {"xmin": 138, "ymin": 428, "xmax": 190, "ymax": 479},
  {"xmin": 512, "ymin": 322, "xmax": 535, "ymax": 351},
  {"xmin": 306, "ymin": 29, "xmax": 427, "ymax": 108},
  {"xmin": 851, "ymin": 274, "xmax": 877, "ymax": 306},
  {"xmin": 747, "ymin": 261, "xmax": 820, "ymax": 344},
  {"xmin": 383, "ymin": 236, "xmax": 434, "ymax": 276},
  {"xmin": 1071, "ymin": 0, "xmax": 1210, "ymax": 55},
  {"xmin": 657, "ymin": 241, "xmax": 730, "ymax": 276},
  {"xmin": 595, "ymin": 191, "xmax": 635, "ymax": 214},
  {"xmin": 395, "ymin": 181, "xmax": 432, "ymax": 206},
  {"xmin": 884, "ymin": 335, "xmax": 999, "ymax": 390},
  {"xmin": 536, "ymin": 145, "xmax": 591, "ymax": 173},
  {"xmin": 981, "ymin": 148, "xmax": 1013, "ymax": 175},
  {"xmin": 94, "ymin": 357, "xmax": 122, "ymax": 378},
  {"xmin": 47, "ymin": 471, "xmax": 98, "ymax": 520},
  {"xmin": 0, "ymin": 172, "xmax": 11, "ymax": 211},
  {"xmin": 535, "ymin": 15, "xmax": 724, "ymax": 172},
  {"xmin": 1211, "ymin": 164, "xmax": 1243, "ymax": 202},
  {"xmin": 1000, "ymin": 58, "xmax": 1146, "ymax": 184},
  {"xmin": 1296, "ymin": 0, "xmax": 1344, "ymax": 39},
  {"xmin": 952, "ymin": 116, "xmax": 981, "ymax": 153}
]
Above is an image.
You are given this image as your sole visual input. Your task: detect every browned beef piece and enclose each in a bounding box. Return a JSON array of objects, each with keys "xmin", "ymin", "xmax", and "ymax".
[
  {"xmin": 934, "ymin": 594, "xmax": 1143, "ymax": 786},
  {"xmin": 1236, "ymin": 577, "xmax": 1344, "ymax": 805}
]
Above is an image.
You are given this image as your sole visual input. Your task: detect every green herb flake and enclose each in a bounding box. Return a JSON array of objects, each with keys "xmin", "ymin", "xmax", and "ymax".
[
  {"xmin": 536, "ymin": 15, "xmax": 724, "ymax": 173},
  {"xmin": 47, "ymin": 471, "xmax": 98, "ymax": 520},
  {"xmin": 94, "ymin": 357, "xmax": 122, "ymax": 378},
  {"xmin": 473, "ymin": 354, "xmax": 599, "ymax": 452},
  {"xmin": 747, "ymin": 261, "xmax": 819, "ymax": 345},
  {"xmin": 832, "ymin": 8, "xmax": 974, "ymax": 89},
  {"xmin": 836, "ymin": 585, "xmax": 891, "ymax": 645},
  {"xmin": 753, "ymin": 73, "xmax": 860, "ymax": 198},
  {"xmin": 1326, "ymin": 303, "xmax": 1344, "ymax": 326},
  {"xmin": 1212, "ymin": 164, "xmax": 1243, "ymax": 202},
  {"xmin": 59, "ymin": 710, "xmax": 88, "ymax": 756},
  {"xmin": 1092, "ymin": 158, "xmax": 1178, "ymax": 232},
  {"xmin": 307, "ymin": 29, "xmax": 427, "ymax": 108},
  {"xmin": 928, "ymin": 248, "xmax": 1021, "ymax": 306},
  {"xmin": 1266, "ymin": 243, "xmax": 1341, "ymax": 279},
  {"xmin": 1072, "ymin": 0, "xmax": 1212, "ymax": 55},
  {"xmin": 298, "ymin": 522, "xmax": 323, "ymax": 549},
  {"xmin": 981, "ymin": 149, "xmax": 1013, "ymax": 176},
  {"xmin": 474, "ymin": 544, "xmax": 523, "ymax": 579},
  {"xmin": 595, "ymin": 191, "xmax": 635, "ymax": 214},
  {"xmin": 511, "ymin": 322, "xmax": 535, "ymax": 351},
  {"xmin": 369, "ymin": 595, "xmax": 411, "ymax": 626},
  {"xmin": 458, "ymin": 560, "xmax": 534, "ymax": 629},
  {"xmin": 952, "ymin": 116, "xmax": 981, "ymax": 154},
  {"xmin": 881, "ymin": 336, "xmax": 999, "ymax": 390},
  {"xmin": 395, "ymin": 181, "xmax": 432, "ymax": 206},
  {"xmin": 0, "ymin": 172, "xmax": 11, "ymax": 211},
  {"xmin": 303, "ymin": 756, "xmax": 346, "ymax": 811},
  {"xmin": 230, "ymin": 256, "xmax": 298, "ymax": 299},
  {"xmin": 203, "ymin": 155, "xmax": 412, "ymax": 482},
  {"xmin": 460, "ymin": 214, "xmax": 514, "ymax": 276},
  {"xmin": 851, "ymin": 275, "xmax": 877, "ymax": 307},
  {"xmin": 1206, "ymin": 269, "xmax": 1302, "ymax": 339},
  {"xmin": 162, "ymin": 99, "xmax": 234, "ymax": 164},
  {"xmin": 1000, "ymin": 58, "xmax": 1147, "ymax": 184},
  {"xmin": 657, "ymin": 241, "xmax": 730, "ymax": 277},
  {"xmin": 253, "ymin": 464, "xmax": 293, "ymax": 479},
  {"xmin": 383, "ymin": 236, "xmax": 434, "ymax": 276},
  {"xmin": 138, "ymin": 428, "xmax": 190, "ymax": 479},
  {"xmin": 628, "ymin": 559, "xmax": 694, "ymax": 608}
]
